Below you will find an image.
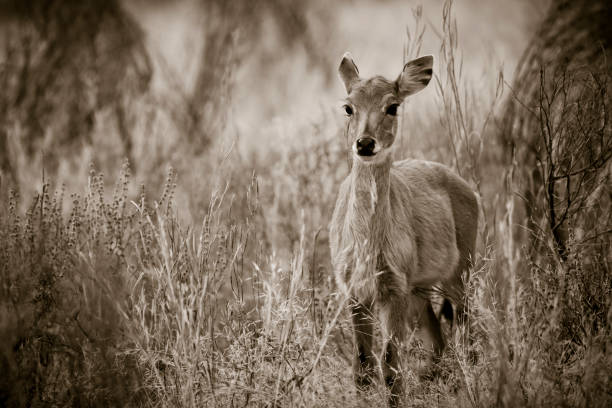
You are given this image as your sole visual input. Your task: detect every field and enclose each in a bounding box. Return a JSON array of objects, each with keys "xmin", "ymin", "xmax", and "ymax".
[{"xmin": 1, "ymin": 0, "xmax": 611, "ymax": 406}]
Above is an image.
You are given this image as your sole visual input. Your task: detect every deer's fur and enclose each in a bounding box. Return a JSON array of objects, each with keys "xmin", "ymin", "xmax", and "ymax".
[{"xmin": 329, "ymin": 53, "xmax": 478, "ymax": 406}]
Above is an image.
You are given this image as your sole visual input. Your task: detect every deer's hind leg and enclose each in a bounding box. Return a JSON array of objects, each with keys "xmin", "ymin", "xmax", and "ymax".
[
  {"xmin": 420, "ymin": 299, "xmax": 445, "ymax": 360},
  {"xmin": 418, "ymin": 298, "xmax": 447, "ymax": 381},
  {"xmin": 406, "ymin": 294, "xmax": 446, "ymax": 381},
  {"xmin": 350, "ymin": 298, "xmax": 376, "ymax": 389}
]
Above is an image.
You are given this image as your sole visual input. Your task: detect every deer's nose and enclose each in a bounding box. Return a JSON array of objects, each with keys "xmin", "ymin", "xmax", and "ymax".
[{"xmin": 356, "ymin": 138, "xmax": 376, "ymax": 156}]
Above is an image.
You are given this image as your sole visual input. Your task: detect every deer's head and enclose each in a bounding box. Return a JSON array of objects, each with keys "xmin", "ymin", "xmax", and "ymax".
[{"xmin": 339, "ymin": 53, "xmax": 433, "ymax": 163}]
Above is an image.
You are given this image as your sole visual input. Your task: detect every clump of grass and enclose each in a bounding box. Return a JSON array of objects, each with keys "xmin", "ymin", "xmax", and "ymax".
[
  {"xmin": 123, "ymin": 175, "xmax": 362, "ymax": 406},
  {"xmin": 0, "ymin": 162, "xmax": 145, "ymax": 406},
  {"xmin": 0, "ymin": 162, "xmax": 360, "ymax": 407}
]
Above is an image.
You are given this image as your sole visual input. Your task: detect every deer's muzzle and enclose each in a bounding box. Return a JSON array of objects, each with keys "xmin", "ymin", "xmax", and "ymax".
[{"xmin": 356, "ymin": 138, "xmax": 376, "ymax": 156}]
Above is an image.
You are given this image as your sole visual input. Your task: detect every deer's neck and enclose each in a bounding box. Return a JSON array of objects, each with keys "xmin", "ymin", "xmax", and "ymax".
[{"xmin": 347, "ymin": 156, "xmax": 392, "ymax": 245}]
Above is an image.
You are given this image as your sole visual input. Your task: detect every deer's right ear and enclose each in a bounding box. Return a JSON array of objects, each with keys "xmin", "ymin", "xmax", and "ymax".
[{"xmin": 338, "ymin": 52, "xmax": 360, "ymax": 94}]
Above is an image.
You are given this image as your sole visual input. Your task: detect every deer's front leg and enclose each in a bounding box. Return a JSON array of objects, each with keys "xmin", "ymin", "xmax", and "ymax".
[
  {"xmin": 380, "ymin": 300, "xmax": 406, "ymax": 407},
  {"xmin": 350, "ymin": 298, "xmax": 376, "ymax": 390}
]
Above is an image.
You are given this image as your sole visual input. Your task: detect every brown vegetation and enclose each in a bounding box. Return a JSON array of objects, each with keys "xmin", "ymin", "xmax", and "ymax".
[{"xmin": 0, "ymin": 0, "xmax": 610, "ymax": 406}]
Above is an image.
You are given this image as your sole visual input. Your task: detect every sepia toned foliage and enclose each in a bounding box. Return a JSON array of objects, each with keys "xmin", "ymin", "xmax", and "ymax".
[
  {"xmin": 0, "ymin": 0, "xmax": 610, "ymax": 406},
  {"xmin": 502, "ymin": 0, "xmax": 612, "ymax": 363},
  {"xmin": 502, "ymin": 0, "xmax": 612, "ymax": 257},
  {"xmin": 0, "ymin": 164, "xmax": 146, "ymax": 405}
]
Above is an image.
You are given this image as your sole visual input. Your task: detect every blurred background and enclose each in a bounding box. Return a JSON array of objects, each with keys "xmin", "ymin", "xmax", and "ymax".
[{"xmin": 0, "ymin": 0, "xmax": 539, "ymax": 212}]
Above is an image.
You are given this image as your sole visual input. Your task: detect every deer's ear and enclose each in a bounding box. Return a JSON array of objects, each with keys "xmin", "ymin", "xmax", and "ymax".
[
  {"xmin": 396, "ymin": 55, "xmax": 433, "ymax": 98},
  {"xmin": 338, "ymin": 52, "xmax": 360, "ymax": 94}
]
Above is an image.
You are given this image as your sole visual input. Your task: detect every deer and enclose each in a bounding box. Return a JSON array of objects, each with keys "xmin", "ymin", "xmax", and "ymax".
[{"xmin": 329, "ymin": 52, "xmax": 478, "ymax": 406}]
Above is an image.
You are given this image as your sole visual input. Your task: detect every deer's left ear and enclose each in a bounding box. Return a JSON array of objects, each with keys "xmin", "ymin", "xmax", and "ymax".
[{"xmin": 396, "ymin": 55, "xmax": 433, "ymax": 98}]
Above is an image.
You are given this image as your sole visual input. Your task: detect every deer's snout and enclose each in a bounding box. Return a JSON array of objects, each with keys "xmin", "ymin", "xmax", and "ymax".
[{"xmin": 356, "ymin": 138, "xmax": 376, "ymax": 156}]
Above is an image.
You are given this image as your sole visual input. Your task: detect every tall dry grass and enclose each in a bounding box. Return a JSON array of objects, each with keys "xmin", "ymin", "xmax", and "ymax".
[{"xmin": 0, "ymin": 0, "xmax": 610, "ymax": 407}]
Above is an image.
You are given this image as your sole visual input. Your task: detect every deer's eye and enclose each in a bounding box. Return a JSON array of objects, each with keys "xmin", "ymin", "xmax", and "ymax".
[
  {"xmin": 385, "ymin": 104, "xmax": 399, "ymax": 116},
  {"xmin": 343, "ymin": 104, "xmax": 354, "ymax": 116}
]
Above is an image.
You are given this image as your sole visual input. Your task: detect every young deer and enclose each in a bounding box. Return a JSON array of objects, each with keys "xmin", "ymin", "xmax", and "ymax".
[{"xmin": 329, "ymin": 53, "xmax": 478, "ymax": 406}]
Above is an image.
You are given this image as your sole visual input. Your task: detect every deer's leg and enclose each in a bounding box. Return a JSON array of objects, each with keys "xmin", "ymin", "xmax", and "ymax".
[
  {"xmin": 410, "ymin": 296, "xmax": 446, "ymax": 381},
  {"xmin": 350, "ymin": 298, "xmax": 376, "ymax": 389},
  {"xmin": 379, "ymin": 300, "xmax": 406, "ymax": 407},
  {"xmin": 421, "ymin": 300, "xmax": 445, "ymax": 360},
  {"xmin": 440, "ymin": 298, "xmax": 454, "ymax": 326}
]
